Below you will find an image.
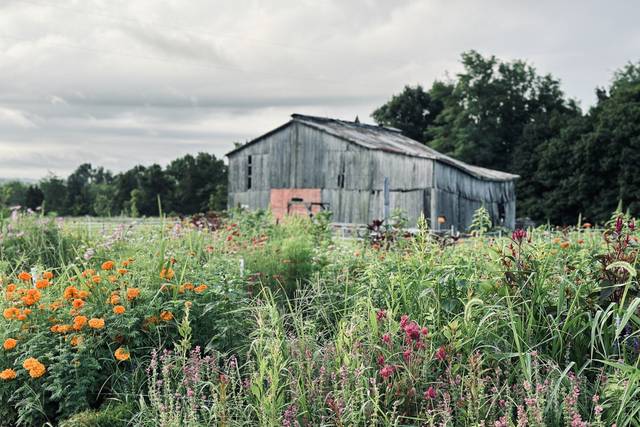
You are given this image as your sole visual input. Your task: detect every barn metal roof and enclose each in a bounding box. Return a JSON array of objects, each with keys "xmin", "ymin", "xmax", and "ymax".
[{"xmin": 227, "ymin": 114, "xmax": 519, "ymax": 182}]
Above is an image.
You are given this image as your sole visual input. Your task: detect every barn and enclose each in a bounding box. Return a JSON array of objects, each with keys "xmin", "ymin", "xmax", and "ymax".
[{"xmin": 226, "ymin": 114, "xmax": 519, "ymax": 231}]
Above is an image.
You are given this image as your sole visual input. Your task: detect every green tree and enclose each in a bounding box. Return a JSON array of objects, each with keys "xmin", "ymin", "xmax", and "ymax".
[
  {"xmin": 40, "ymin": 174, "xmax": 68, "ymax": 215},
  {"xmin": 24, "ymin": 185, "xmax": 44, "ymax": 210},
  {"xmin": 372, "ymin": 84, "xmax": 450, "ymax": 141}
]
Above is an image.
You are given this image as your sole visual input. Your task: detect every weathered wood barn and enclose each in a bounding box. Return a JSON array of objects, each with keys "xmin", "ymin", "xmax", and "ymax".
[{"xmin": 226, "ymin": 114, "xmax": 518, "ymax": 230}]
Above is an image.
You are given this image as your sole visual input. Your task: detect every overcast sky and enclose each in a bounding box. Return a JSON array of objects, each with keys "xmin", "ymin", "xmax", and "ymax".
[{"xmin": 0, "ymin": 0, "xmax": 638, "ymax": 179}]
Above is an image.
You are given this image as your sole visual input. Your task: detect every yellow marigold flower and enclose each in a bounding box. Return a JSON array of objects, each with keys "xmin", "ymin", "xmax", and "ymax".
[
  {"xmin": 35, "ymin": 279, "xmax": 50, "ymax": 289},
  {"xmin": 72, "ymin": 299, "xmax": 85, "ymax": 309},
  {"xmin": 194, "ymin": 284, "xmax": 208, "ymax": 294},
  {"xmin": 160, "ymin": 311, "xmax": 173, "ymax": 321},
  {"xmin": 114, "ymin": 347, "xmax": 130, "ymax": 362},
  {"xmin": 88, "ymin": 318, "xmax": 105, "ymax": 329},
  {"xmin": 101, "ymin": 261, "xmax": 115, "ymax": 271},
  {"xmin": 126, "ymin": 288, "xmax": 140, "ymax": 301},
  {"xmin": 113, "ymin": 305, "xmax": 126, "ymax": 315},
  {"xmin": 73, "ymin": 315, "xmax": 87, "ymax": 331},
  {"xmin": 3, "ymin": 338, "xmax": 17, "ymax": 351},
  {"xmin": 18, "ymin": 272, "xmax": 32, "ymax": 281},
  {"xmin": 0, "ymin": 368, "xmax": 17, "ymax": 380},
  {"xmin": 42, "ymin": 271, "xmax": 54, "ymax": 280}
]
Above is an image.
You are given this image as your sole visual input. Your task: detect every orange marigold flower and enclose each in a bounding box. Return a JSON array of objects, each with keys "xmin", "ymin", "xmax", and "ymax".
[
  {"xmin": 82, "ymin": 269, "xmax": 96, "ymax": 278},
  {"xmin": 107, "ymin": 275, "xmax": 117, "ymax": 283},
  {"xmin": 21, "ymin": 289, "xmax": 41, "ymax": 306},
  {"xmin": 160, "ymin": 268, "xmax": 175, "ymax": 280},
  {"xmin": 70, "ymin": 335, "xmax": 83, "ymax": 346},
  {"xmin": 101, "ymin": 261, "xmax": 115, "ymax": 271},
  {"xmin": 72, "ymin": 299, "xmax": 85, "ymax": 309},
  {"xmin": 22, "ymin": 308, "xmax": 31, "ymax": 315},
  {"xmin": 23, "ymin": 358, "xmax": 37, "ymax": 370},
  {"xmin": 113, "ymin": 305, "xmax": 126, "ymax": 315},
  {"xmin": 91, "ymin": 275, "xmax": 101, "ymax": 284},
  {"xmin": 3, "ymin": 338, "xmax": 17, "ymax": 351},
  {"xmin": 109, "ymin": 293, "xmax": 121, "ymax": 305},
  {"xmin": 117, "ymin": 268, "xmax": 128, "ymax": 275},
  {"xmin": 126, "ymin": 288, "xmax": 140, "ymax": 301},
  {"xmin": 3, "ymin": 307, "xmax": 19, "ymax": 320},
  {"xmin": 63, "ymin": 286, "xmax": 79, "ymax": 300},
  {"xmin": 560, "ymin": 241, "xmax": 571, "ymax": 249},
  {"xmin": 114, "ymin": 347, "xmax": 130, "ymax": 362},
  {"xmin": 35, "ymin": 279, "xmax": 50, "ymax": 289},
  {"xmin": 183, "ymin": 283, "xmax": 194, "ymax": 291},
  {"xmin": 42, "ymin": 271, "xmax": 54, "ymax": 280},
  {"xmin": 0, "ymin": 368, "xmax": 17, "ymax": 380},
  {"xmin": 144, "ymin": 315, "xmax": 159, "ymax": 326},
  {"xmin": 73, "ymin": 315, "xmax": 88, "ymax": 330},
  {"xmin": 160, "ymin": 311, "xmax": 173, "ymax": 321},
  {"xmin": 6, "ymin": 283, "xmax": 16, "ymax": 292},
  {"xmin": 17, "ymin": 313, "xmax": 27, "ymax": 321},
  {"xmin": 88, "ymin": 318, "xmax": 105, "ymax": 329},
  {"xmin": 23, "ymin": 358, "xmax": 46, "ymax": 378},
  {"xmin": 194, "ymin": 284, "xmax": 208, "ymax": 294},
  {"xmin": 18, "ymin": 272, "xmax": 32, "ymax": 281},
  {"xmin": 78, "ymin": 290, "xmax": 90, "ymax": 299}
]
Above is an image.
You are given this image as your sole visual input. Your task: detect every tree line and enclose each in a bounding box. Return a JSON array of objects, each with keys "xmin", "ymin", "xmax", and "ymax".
[
  {"xmin": 0, "ymin": 153, "xmax": 227, "ymax": 217},
  {"xmin": 372, "ymin": 50, "xmax": 640, "ymax": 224}
]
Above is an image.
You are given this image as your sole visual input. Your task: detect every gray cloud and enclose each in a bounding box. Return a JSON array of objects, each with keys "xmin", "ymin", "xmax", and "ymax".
[{"xmin": 0, "ymin": 0, "xmax": 638, "ymax": 179}]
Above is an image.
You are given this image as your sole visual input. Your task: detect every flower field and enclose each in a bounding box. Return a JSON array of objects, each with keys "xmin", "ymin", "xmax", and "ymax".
[{"xmin": 0, "ymin": 210, "xmax": 639, "ymax": 426}]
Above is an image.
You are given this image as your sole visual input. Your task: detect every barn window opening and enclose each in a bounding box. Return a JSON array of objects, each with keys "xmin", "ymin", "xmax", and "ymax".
[
  {"xmin": 498, "ymin": 202, "xmax": 505, "ymax": 223},
  {"xmin": 337, "ymin": 161, "xmax": 346, "ymax": 189},
  {"xmin": 247, "ymin": 155, "xmax": 253, "ymax": 189},
  {"xmin": 291, "ymin": 197, "xmax": 303, "ymax": 202}
]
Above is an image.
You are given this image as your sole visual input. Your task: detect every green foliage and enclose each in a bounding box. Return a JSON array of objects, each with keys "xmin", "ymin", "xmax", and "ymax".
[
  {"xmin": 372, "ymin": 51, "xmax": 640, "ymax": 225},
  {"xmin": 469, "ymin": 204, "xmax": 492, "ymax": 236},
  {"xmin": 59, "ymin": 402, "xmax": 134, "ymax": 427},
  {"xmin": 0, "ymin": 153, "xmax": 228, "ymax": 217}
]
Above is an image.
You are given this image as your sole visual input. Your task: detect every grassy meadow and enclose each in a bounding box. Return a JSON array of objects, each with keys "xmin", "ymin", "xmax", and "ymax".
[{"xmin": 0, "ymin": 209, "xmax": 638, "ymax": 426}]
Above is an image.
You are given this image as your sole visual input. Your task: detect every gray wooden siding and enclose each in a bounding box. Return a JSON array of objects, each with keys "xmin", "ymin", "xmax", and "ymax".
[{"xmin": 228, "ymin": 121, "xmax": 516, "ymax": 229}]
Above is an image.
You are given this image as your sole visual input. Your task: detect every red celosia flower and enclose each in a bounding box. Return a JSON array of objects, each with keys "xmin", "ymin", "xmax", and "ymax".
[
  {"xmin": 403, "ymin": 321, "xmax": 421, "ymax": 341},
  {"xmin": 379, "ymin": 364, "xmax": 395, "ymax": 379},
  {"xmin": 382, "ymin": 333, "xmax": 391, "ymax": 344},
  {"xmin": 424, "ymin": 386, "xmax": 437, "ymax": 400},
  {"xmin": 435, "ymin": 346, "xmax": 447, "ymax": 361},
  {"xmin": 376, "ymin": 309, "xmax": 386, "ymax": 321}
]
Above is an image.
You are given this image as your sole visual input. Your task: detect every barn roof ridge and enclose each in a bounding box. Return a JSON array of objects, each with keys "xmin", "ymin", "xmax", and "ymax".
[{"xmin": 226, "ymin": 113, "xmax": 519, "ymax": 182}]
